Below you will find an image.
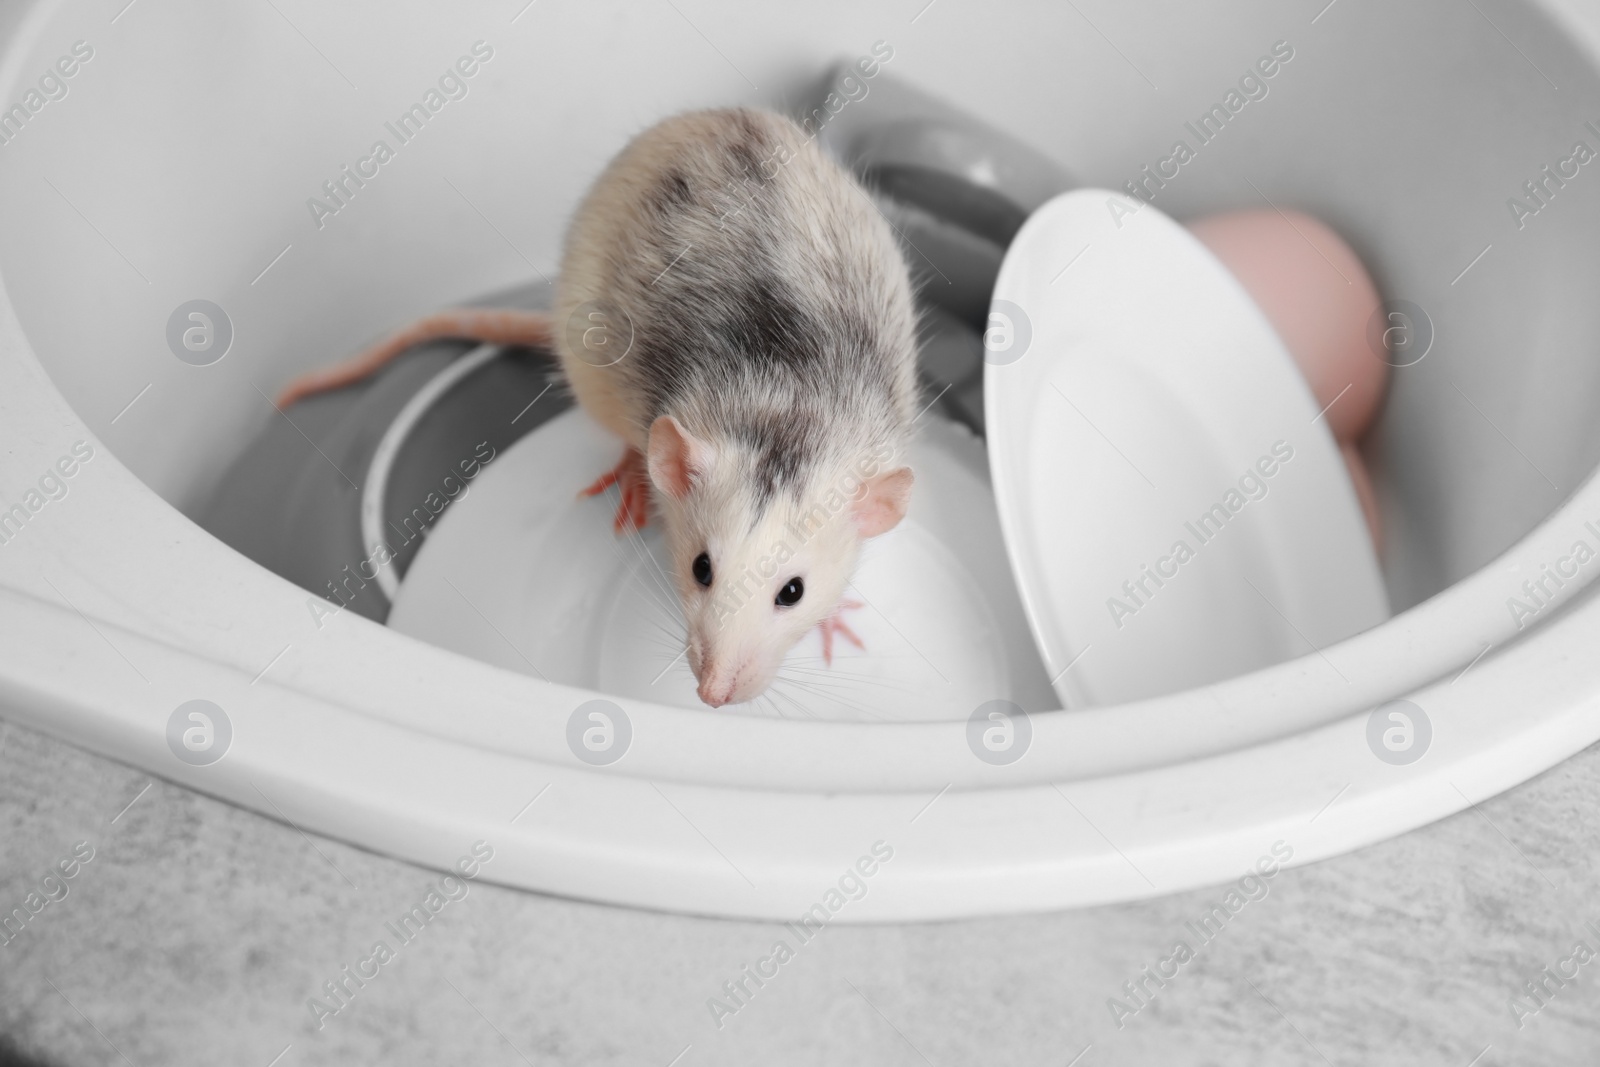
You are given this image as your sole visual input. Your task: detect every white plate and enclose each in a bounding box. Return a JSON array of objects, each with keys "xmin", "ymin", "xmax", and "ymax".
[
  {"xmin": 985, "ymin": 189, "xmax": 1389, "ymax": 709},
  {"xmin": 388, "ymin": 407, "xmax": 1056, "ymax": 721}
]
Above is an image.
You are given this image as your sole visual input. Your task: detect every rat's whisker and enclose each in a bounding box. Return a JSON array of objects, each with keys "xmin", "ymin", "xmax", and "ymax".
[
  {"xmin": 623, "ymin": 607, "xmax": 683, "ymax": 647},
  {"xmin": 642, "ymin": 632, "xmax": 687, "ymax": 658},
  {"xmin": 765, "ymin": 679, "xmax": 822, "ymax": 720},
  {"xmin": 777, "ymin": 675, "xmax": 882, "ymax": 720},
  {"xmin": 621, "ymin": 559, "xmax": 685, "ymax": 631},
  {"xmin": 778, "ymin": 674, "xmax": 873, "ymax": 707},
  {"xmin": 611, "ymin": 515, "xmax": 681, "ymax": 621},
  {"xmin": 755, "ymin": 691, "xmax": 793, "ymax": 720},
  {"xmin": 776, "ymin": 666, "xmax": 912, "ymax": 708},
  {"xmin": 779, "ymin": 663, "xmax": 911, "ymax": 691}
]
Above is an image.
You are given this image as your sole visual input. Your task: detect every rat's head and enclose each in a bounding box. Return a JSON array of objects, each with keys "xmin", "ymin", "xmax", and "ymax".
[{"xmin": 646, "ymin": 414, "xmax": 913, "ymax": 707}]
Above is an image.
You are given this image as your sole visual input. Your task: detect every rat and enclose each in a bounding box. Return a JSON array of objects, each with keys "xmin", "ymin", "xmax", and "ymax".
[{"xmin": 276, "ymin": 108, "xmax": 920, "ymax": 707}]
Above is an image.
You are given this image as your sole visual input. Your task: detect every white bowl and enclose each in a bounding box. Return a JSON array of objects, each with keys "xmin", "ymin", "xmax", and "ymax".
[{"xmin": 6, "ymin": 0, "xmax": 1600, "ymax": 920}]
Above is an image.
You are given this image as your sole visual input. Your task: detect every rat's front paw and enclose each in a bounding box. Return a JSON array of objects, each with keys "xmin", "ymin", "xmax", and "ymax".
[
  {"xmin": 817, "ymin": 599, "xmax": 866, "ymax": 665},
  {"xmin": 579, "ymin": 446, "xmax": 652, "ymax": 533}
]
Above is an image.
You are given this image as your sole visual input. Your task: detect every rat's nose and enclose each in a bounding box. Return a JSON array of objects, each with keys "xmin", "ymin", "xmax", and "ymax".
[
  {"xmin": 695, "ymin": 660, "xmax": 739, "ymax": 707},
  {"xmin": 697, "ymin": 677, "xmax": 735, "ymax": 707}
]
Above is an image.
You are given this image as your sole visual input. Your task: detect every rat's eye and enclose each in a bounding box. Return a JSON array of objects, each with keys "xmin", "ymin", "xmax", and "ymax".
[
  {"xmin": 692, "ymin": 552, "xmax": 713, "ymax": 587},
  {"xmin": 775, "ymin": 577, "xmax": 804, "ymax": 607}
]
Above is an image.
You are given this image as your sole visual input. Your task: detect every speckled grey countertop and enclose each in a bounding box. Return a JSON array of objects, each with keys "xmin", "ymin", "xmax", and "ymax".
[{"xmin": 3, "ymin": 716, "xmax": 1599, "ymax": 1066}]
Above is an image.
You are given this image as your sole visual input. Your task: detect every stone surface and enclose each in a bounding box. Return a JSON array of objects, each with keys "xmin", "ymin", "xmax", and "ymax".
[{"xmin": 3, "ymin": 716, "xmax": 1599, "ymax": 1066}]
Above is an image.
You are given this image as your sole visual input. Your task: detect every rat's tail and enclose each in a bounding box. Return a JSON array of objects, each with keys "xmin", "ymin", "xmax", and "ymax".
[{"xmin": 274, "ymin": 308, "xmax": 555, "ymax": 409}]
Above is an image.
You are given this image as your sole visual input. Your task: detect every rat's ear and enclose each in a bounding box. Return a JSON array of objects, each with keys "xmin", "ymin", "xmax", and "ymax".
[
  {"xmin": 647, "ymin": 415, "xmax": 714, "ymax": 499},
  {"xmin": 852, "ymin": 467, "xmax": 914, "ymax": 539}
]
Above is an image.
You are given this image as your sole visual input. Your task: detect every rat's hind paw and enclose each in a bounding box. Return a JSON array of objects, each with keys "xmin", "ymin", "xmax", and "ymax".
[
  {"xmin": 580, "ymin": 446, "xmax": 652, "ymax": 533},
  {"xmin": 818, "ymin": 599, "xmax": 866, "ymax": 665}
]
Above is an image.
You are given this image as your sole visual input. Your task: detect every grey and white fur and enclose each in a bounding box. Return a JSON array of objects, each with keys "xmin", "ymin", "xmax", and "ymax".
[
  {"xmin": 559, "ymin": 108, "xmax": 920, "ymax": 707},
  {"xmin": 281, "ymin": 107, "xmax": 920, "ymax": 707}
]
